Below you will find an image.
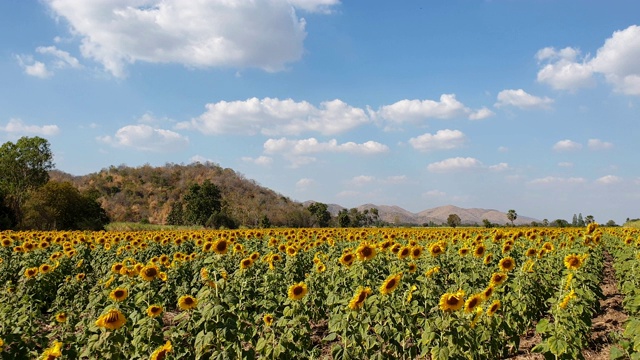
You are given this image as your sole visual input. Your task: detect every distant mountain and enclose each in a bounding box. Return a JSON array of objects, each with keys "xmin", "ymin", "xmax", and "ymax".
[{"xmin": 322, "ymin": 203, "xmax": 537, "ymax": 226}]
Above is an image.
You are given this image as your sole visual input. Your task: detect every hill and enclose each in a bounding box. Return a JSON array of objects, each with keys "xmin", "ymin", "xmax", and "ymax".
[{"xmin": 50, "ymin": 163, "xmax": 308, "ymax": 227}]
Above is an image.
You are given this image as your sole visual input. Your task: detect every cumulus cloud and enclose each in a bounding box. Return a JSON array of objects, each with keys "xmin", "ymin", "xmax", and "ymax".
[
  {"xmin": 468, "ymin": 107, "xmax": 495, "ymax": 120},
  {"xmin": 408, "ymin": 129, "xmax": 466, "ymax": 152},
  {"xmin": 295, "ymin": 178, "xmax": 315, "ymax": 190},
  {"xmin": 596, "ymin": 175, "xmax": 622, "ymax": 184},
  {"xmin": 349, "ymin": 175, "xmax": 375, "ymax": 186},
  {"xmin": 1, "ymin": 118, "xmax": 60, "ymax": 136},
  {"xmin": 558, "ymin": 162, "xmax": 574, "ymax": 167},
  {"xmin": 427, "ymin": 157, "xmax": 482, "ymax": 173},
  {"xmin": 489, "ymin": 163, "xmax": 509, "ymax": 171},
  {"xmin": 553, "ymin": 139, "xmax": 582, "ymax": 151},
  {"xmin": 15, "ymin": 55, "xmax": 52, "ymax": 78},
  {"xmin": 241, "ymin": 156, "xmax": 273, "ymax": 166},
  {"xmin": 529, "ymin": 176, "xmax": 586, "ymax": 185},
  {"xmin": 263, "ymin": 137, "xmax": 388, "ymax": 155},
  {"xmin": 178, "ymin": 97, "xmax": 369, "ymax": 136},
  {"xmin": 377, "ymin": 94, "xmax": 487, "ymax": 122},
  {"xmin": 383, "ymin": 175, "xmax": 408, "ymax": 184},
  {"xmin": 43, "ymin": 0, "xmax": 338, "ymax": 77},
  {"xmin": 36, "ymin": 46, "xmax": 81, "ymax": 69},
  {"xmin": 495, "ymin": 89, "xmax": 554, "ymax": 109},
  {"xmin": 587, "ymin": 138, "xmax": 613, "ymax": 150},
  {"xmin": 537, "ymin": 25, "xmax": 640, "ymax": 95},
  {"xmin": 98, "ymin": 124, "xmax": 188, "ymax": 152},
  {"xmin": 536, "ymin": 47, "xmax": 595, "ymax": 90}
]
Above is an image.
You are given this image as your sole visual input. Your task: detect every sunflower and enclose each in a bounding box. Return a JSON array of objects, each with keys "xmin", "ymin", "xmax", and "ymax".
[
  {"xmin": 486, "ymin": 300, "xmax": 501, "ymax": 316},
  {"xmin": 178, "ymin": 295, "xmax": 198, "ymax": 310},
  {"xmin": 147, "ymin": 305, "xmax": 163, "ymax": 318},
  {"xmin": 348, "ymin": 287, "xmax": 372, "ymax": 310},
  {"xmin": 95, "ymin": 309, "xmax": 127, "ymax": 330},
  {"xmin": 140, "ymin": 264, "xmax": 159, "ymax": 281},
  {"xmin": 263, "ymin": 313, "xmax": 275, "ymax": 326},
  {"xmin": 41, "ymin": 340, "xmax": 63, "ymax": 360},
  {"xmin": 76, "ymin": 273, "xmax": 86, "ymax": 281},
  {"xmin": 339, "ymin": 253, "xmax": 355, "ymax": 267},
  {"xmin": 489, "ymin": 272, "xmax": 508, "ymax": 287},
  {"xmin": 287, "ymin": 282, "xmax": 308, "ymax": 301},
  {"xmin": 542, "ymin": 242, "xmax": 554, "ymax": 252},
  {"xmin": 559, "ymin": 289, "xmax": 576, "ymax": 309},
  {"xmin": 464, "ymin": 294, "xmax": 484, "ymax": 313},
  {"xmin": 25, "ymin": 267, "xmax": 39, "ymax": 278},
  {"xmin": 356, "ymin": 243, "xmax": 376, "ymax": 261},
  {"xmin": 150, "ymin": 341, "xmax": 172, "ymax": 360},
  {"xmin": 285, "ymin": 246, "xmax": 297, "ymax": 257},
  {"xmin": 158, "ymin": 271, "xmax": 168, "ymax": 281},
  {"xmin": 425, "ymin": 266, "xmax": 440, "ymax": 277},
  {"xmin": 239, "ymin": 257, "xmax": 254, "ymax": 270},
  {"xmin": 39, "ymin": 263, "xmax": 53, "ymax": 274},
  {"xmin": 473, "ymin": 245, "xmax": 486, "ymax": 258},
  {"xmin": 109, "ymin": 288, "xmax": 128, "ymax": 302},
  {"xmin": 111, "ymin": 262, "xmax": 124, "ymax": 273},
  {"xmin": 398, "ymin": 246, "xmax": 411, "ymax": 260},
  {"xmin": 55, "ymin": 312, "xmax": 67, "ymax": 323},
  {"xmin": 563, "ymin": 254, "xmax": 583, "ymax": 270},
  {"xmin": 408, "ymin": 263, "xmax": 417, "ymax": 273},
  {"xmin": 482, "ymin": 285, "xmax": 494, "ymax": 300},
  {"xmin": 380, "ymin": 273, "xmax": 402, "ymax": 295},
  {"xmin": 316, "ymin": 262, "xmax": 326, "ymax": 273},
  {"xmin": 439, "ymin": 290, "xmax": 465, "ymax": 311},
  {"xmin": 525, "ymin": 248, "xmax": 538, "ymax": 257},
  {"xmin": 498, "ymin": 257, "xmax": 515, "ymax": 272},
  {"xmin": 410, "ymin": 246, "xmax": 423, "ymax": 259},
  {"xmin": 458, "ymin": 247, "xmax": 470, "ymax": 256}
]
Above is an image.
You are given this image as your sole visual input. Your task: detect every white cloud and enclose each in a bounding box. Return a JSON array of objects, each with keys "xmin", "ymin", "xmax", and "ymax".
[
  {"xmin": 558, "ymin": 162, "xmax": 574, "ymax": 167},
  {"xmin": 36, "ymin": 46, "xmax": 81, "ymax": 69},
  {"xmin": 596, "ymin": 175, "xmax": 622, "ymax": 184},
  {"xmin": 427, "ymin": 157, "xmax": 482, "ymax": 173},
  {"xmin": 241, "ymin": 156, "xmax": 273, "ymax": 166},
  {"xmin": 408, "ymin": 129, "xmax": 466, "ymax": 152},
  {"xmin": 15, "ymin": 55, "xmax": 52, "ymax": 78},
  {"xmin": 44, "ymin": 0, "xmax": 337, "ymax": 77},
  {"xmin": 587, "ymin": 138, "xmax": 613, "ymax": 150},
  {"xmin": 537, "ymin": 25, "xmax": 640, "ymax": 95},
  {"xmin": 553, "ymin": 139, "xmax": 582, "ymax": 152},
  {"xmin": 263, "ymin": 137, "xmax": 389, "ymax": 155},
  {"xmin": 529, "ymin": 176, "xmax": 586, "ymax": 185},
  {"xmin": 495, "ymin": 89, "xmax": 554, "ymax": 109},
  {"xmin": 489, "ymin": 162, "xmax": 509, "ymax": 171},
  {"xmin": 1, "ymin": 118, "xmax": 60, "ymax": 136},
  {"xmin": 295, "ymin": 178, "xmax": 315, "ymax": 190},
  {"xmin": 349, "ymin": 175, "xmax": 375, "ymax": 186},
  {"xmin": 468, "ymin": 107, "xmax": 495, "ymax": 120},
  {"xmin": 536, "ymin": 47, "xmax": 594, "ymax": 90},
  {"xmin": 98, "ymin": 124, "xmax": 188, "ymax": 152},
  {"xmin": 423, "ymin": 190, "xmax": 446, "ymax": 197},
  {"xmin": 377, "ymin": 94, "xmax": 470, "ymax": 122},
  {"xmin": 178, "ymin": 97, "xmax": 369, "ymax": 136},
  {"xmin": 383, "ymin": 175, "xmax": 408, "ymax": 184},
  {"xmin": 498, "ymin": 146, "xmax": 509, "ymax": 152}
]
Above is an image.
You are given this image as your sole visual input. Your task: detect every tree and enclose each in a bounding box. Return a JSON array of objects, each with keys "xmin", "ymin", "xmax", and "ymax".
[
  {"xmin": 447, "ymin": 214, "xmax": 461, "ymax": 228},
  {"xmin": 0, "ymin": 136, "xmax": 54, "ymax": 225},
  {"xmin": 307, "ymin": 202, "xmax": 331, "ymax": 227},
  {"xmin": 259, "ymin": 215, "xmax": 271, "ymax": 228},
  {"xmin": 482, "ymin": 219, "xmax": 493, "ymax": 228},
  {"xmin": 577, "ymin": 213, "xmax": 585, "ymax": 227},
  {"xmin": 507, "ymin": 209, "xmax": 517, "ymax": 226},
  {"xmin": 585, "ymin": 215, "xmax": 595, "ymax": 225},
  {"xmin": 542, "ymin": 219, "xmax": 549, "ymax": 226},
  {"xmin": 166, "ymin": 201, "xmax": 185, "ymax": 225},
  {"xmin": 605, "ymin": 220, "xmax": 617, "ymax": 227},
  {"xmin": 21, "ymin": 181, "xmax": 109, "ymax": 230},
  {"xmin": 572, "ymin": 214, "xmax": 578, "ymax": 226},
  {"xmin": 338, "ymin": 209, "xmax": 351, "ymax": 227},
  {"xmin": 183, "ymin": 180, "xmax": 222, "ymax": 227},
  {"xmin": 0, "ymin": 191, "xmax": 16, "ymax": 230}
]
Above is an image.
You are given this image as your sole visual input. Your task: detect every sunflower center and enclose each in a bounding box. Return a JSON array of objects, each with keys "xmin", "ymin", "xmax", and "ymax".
[
  {"xmin": 145, "ymin": 268, "xmax": 157, "ymax": 277},
  {"xmin": 184, "ymin": 297, "xmax": 194, "ymax": 305},
  {"xmin": 293, "ymin": 286, "xmax": 304, "ymax": 295},
  {"xmin": 385, "ymin": 279, "xmax": 397, "ymax": 289},
  {"xmin": 361, "ymin": 247, "xmax": 373, "ymax": 257},
  {"xmin": 446, "ymin": 296, "xmax": 460, "ymax": 306},
  {"xmin": 115, "ymin": 290, "xmax": 125, "ymax": 298}
]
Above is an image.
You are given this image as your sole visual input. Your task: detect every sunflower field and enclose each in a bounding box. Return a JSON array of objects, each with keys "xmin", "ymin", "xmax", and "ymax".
[{"xmin": 0, "ymin": 225, "xmax": 637, "ymax": 359}]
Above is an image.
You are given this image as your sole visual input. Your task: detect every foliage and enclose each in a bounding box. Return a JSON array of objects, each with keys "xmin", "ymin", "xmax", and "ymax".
[
  {"xmin": 507, "ymin": 209, "xmax": 517, "ymax": 225},
  {"xmin": 447, "ymin": 213, "xmax": 461, "ymax": 228},
  {"xmin": 0, "ymin": 136, "xmax": 54, "ymax": 225},
  {"xmin": 21, "ymin": 181, "xmax": 110, "ymax": 230},
  {"xmin": 307, "ymin": 202, "xmax": 331, "ymax": 227},
  {"xmin": 183, "ymin": 180, "xmax": 222, "ymax": 227}
]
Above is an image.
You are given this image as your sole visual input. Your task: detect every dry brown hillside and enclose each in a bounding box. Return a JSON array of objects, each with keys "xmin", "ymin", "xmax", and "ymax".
[{"xmin": 49, "ymin": 163, "xmax": 310, "ymax": 227}]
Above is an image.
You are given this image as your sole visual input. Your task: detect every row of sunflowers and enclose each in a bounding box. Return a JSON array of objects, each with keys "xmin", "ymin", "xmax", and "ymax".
[{"xmin": 0, "ymin": 225, "xmax": 634, "ymax": 359}]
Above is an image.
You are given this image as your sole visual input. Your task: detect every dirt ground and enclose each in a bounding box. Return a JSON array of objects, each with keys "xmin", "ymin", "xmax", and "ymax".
[{"xmin": 510, "ymin": 251, "xmax": 628, "ymax": 360}]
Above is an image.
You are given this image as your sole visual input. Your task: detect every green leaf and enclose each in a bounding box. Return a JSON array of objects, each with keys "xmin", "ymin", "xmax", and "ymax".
[
  {"xmin": 536, "ymin": 318, "xmax": 550, "ymax": 333},
  {"xmin": 323, "ymin": 332, "xmax": 337, "ymax": 342},
  {"xmin": 609, "ymin": 345, "xmax": 626, "ymax": 360}
]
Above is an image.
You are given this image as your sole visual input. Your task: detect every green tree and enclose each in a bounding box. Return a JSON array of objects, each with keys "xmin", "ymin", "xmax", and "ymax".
[
  {"xmin": 482, "ymin": 219, "xmax": 493, "ymax": 228},
  {"xmin": 585, "ymin": 215, "xmax": 595, "ymax": 224},
  {"xmin": 21, "ymin": 181, "xmax": 109, "ymax": 230},
  {"xmin": 507, "ymin": 209, "xmax": 517, "ymax": 226},
  {"xmin": 307, "ymin": 202, "xmax": 331, "ymax": 227},
  {"xmin": 259, "ymin": 215, "xmax": 271, "ymax": 228},
  {"xmin": 183, "ymin": 180, "xmax": 222, "ymax": 226},
  {"xmin": 166, "ymin": 201, "xmax": 185, "ymax": 225},
  {"xmin": 0, "ymin": 191, "xmax": 16, "ymax": 229},
  {"xmin": 447, "ymin": 214, "xmax": 461, "ymax": 228},
  {"xmin": 577, "ymin": 213, "xmax": 585, "ymax": 227},
  {"xmin": 338, "ymin": 209, "xmax": 351, "ymax": 227},
  {"xmin": 0, "ymin": 136, "xmax": 54, "ymax": 225},
  {"xmin": 572, "ymin": 214, "xmax": 578, "ymax": 226}
]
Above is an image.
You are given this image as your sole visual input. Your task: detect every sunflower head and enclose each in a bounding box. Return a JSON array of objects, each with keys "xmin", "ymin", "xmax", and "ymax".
[
  {"xmin": 498, "ymin": 257, "xmax": 515, "ymax": 272},
  {"xmin": 410, "ymin": 246, "xmax": 423, "ymax": 259},
  {"xmin": 563, "ymin": 254, "xmax": 584, "ymax": 270},
  {"xmin": 240, "ymin": 258, "xmax": 254, "ymax": 270},
  {"xmin": 287, "ymin": 282, "xmax": 308, "ymax": 301},
  {"xmin": 150, "ymin": 341, "xmax": 172, "ymax": 360},
  {"xmin": 380, "ymin": 273, "xmax": 402, "ymax": 295},
  {"xmin": 490, "ymin": 272, "xmax": 508, "ymax": 286},
  {"xmin": 464, "ymin": 294, "xmax": 483, "ymax": 313},
  {"xmin": 339, "ymin": 253, "xmax": 355, "ymax": 267},
  {"xmin": 178, "ymin": 295, "xmax": 198, "ymax": 310},
  {"xmin": 356, "ymin": 243, "xmax": 376, "ymax": 261},
  {"xmin": 25, "ymin": 267, "xmax": 39, "ymax": 278},
  {"xmin": 487, "ymin": 300, "xmax": 501, "ymax": 316},
  {"xmin": 263, "ymin": 314, "xmax": 275, "ymax": 326},
  {"xmin": 473, "ymin": 245, "xmax": 486, "ymax": 258},
  {"xmin": 109, "ymin": 288, "xmax": 128, "ymax": 302},
  {"xmin": 140, "ymin": 264, "xmax": 159, "ymax": 281},
  {"xmin": 348, "ymin": 287, "xmax": 372, "ymax": 310},
  {"xmin": 147, "ymin": 305, "xmax": 163, "ymax": 318},
  {"xmin": 95, "ymin": 309, "xmax": 126, "ymax": 330},
  {"xmin": 439, "ymin": 291, "xmax": 465, "ymax": 312},
  {"xmin": 398, "ymin": 246, "xmax": 411, "ymax": 259},
  {"xmin": 55, "ymin": 312, "xmax": 67, "ymax": 323}
]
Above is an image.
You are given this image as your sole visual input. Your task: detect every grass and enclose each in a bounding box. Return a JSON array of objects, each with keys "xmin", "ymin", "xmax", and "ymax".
[{"xmin": 624, "ymin": 220, "xmax": 640, "ymax": 228}]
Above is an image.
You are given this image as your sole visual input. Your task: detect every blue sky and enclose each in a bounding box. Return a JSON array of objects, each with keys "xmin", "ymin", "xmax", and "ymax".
[{"xmin": 1, "ymin": 1, "xmax": 639, "ymax": 224}]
